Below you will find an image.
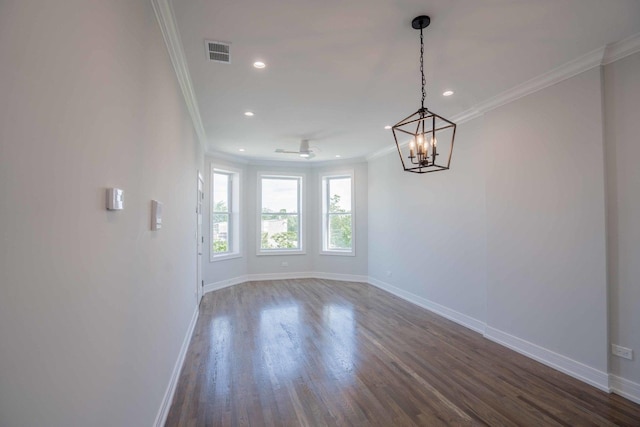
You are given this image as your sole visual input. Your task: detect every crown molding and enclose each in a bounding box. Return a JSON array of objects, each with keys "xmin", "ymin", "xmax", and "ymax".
[
  {"xmin": 366, "ymin": 144, "xmax": 397, "ymax": 162},
  {"xmin": 244, "ymin": 157, "xmax": 320, "ymax": 168},
  {"xmin": 366, "ymin": 46, "xmax": 605, "ymax": 161},
  {"xmin": 206, "ymin": 150, "xmax": 366, "ymax": 168},
  {"xmin": 152, "ymin": 2, "xmax": 638, "ymax": 165},
  {"xmin": 206, "ymin": 150, "xmax": 251, "ymax": 165},
  {"xmin": 151, "ymin": 0, "xmax": 207, "ymax": 149},
  {"xmin": 450, "ymin": 107, "xmax": 483, "ymax": 125},
  {"xmin": 307, "ymin": 157, "xmax": 367, "ymax": 168},
  {"xmin": 602, "ymin": 32, "xmax": 640, "ymax": 65},
  {"xmin": 472, "ymin": 45, "xmax": 606, "ymax": 115},
  {"xmin": 367, "ymin": 32, "xmax": 640, "ymax": 162}
]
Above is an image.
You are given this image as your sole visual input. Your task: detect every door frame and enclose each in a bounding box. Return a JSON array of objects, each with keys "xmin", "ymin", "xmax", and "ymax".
[{"xmin": 196, "ymin": 171, "xmax": 204, "ymax": 305}]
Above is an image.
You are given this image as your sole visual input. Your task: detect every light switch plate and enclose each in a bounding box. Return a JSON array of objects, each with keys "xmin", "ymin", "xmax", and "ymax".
[
  {"xmin": 151, "ymin": 200, "xmax": 163, "ymax": 230},
  {"xmin": 107, "ymin": 188, "xmax": 124, "ymax": 210}
]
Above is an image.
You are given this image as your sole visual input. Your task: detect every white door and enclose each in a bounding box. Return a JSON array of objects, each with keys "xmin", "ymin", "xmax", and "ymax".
[{"xmin": 197, "ymin": 172, "xmax": 204, "ymax": 304}]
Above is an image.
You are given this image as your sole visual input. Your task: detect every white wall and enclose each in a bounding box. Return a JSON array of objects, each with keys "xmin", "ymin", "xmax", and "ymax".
[
  {"xmin": 1, "ymin": 3, "xmax": 637, "ymax": 424},
  {"xmin": 369, "ymin": 66, "xmax": 613, "ymax": 387},
  {"xmin": 484, "ymin": 67, "xmax": 608, "ymax": 372},
  {"xmin": 604, "ymin": 51, "xmax": 640, "ymax": 384},
  {"xmin": 202, "ymin": 158, "xmax": 368, "ymax": 285},
  {"xmin": 0, "ymin": 1, "xmax": 203, "ymax": 426},
  {"xmin": 368, "ymin": 117, "xmax": 487, "ymax": 323}
]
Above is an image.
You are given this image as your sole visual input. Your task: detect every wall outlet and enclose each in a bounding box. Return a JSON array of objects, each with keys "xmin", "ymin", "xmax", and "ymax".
[
  {"xmin": 281, "ymin": 261, "xmax": 288, "ymax": 267},
  {"xmin": 612, "ymin": 344, "xmax": 633, "ymax": 360},
  {"xmin": 386, "ymin": 270, "xmax": 392, "ymax": 277}
]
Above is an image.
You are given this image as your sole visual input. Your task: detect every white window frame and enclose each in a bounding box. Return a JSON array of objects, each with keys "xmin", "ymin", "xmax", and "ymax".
[
  {"xmin": 257, "ymin": 172, "xmax": 305, "ymax": 255},
  {"xmin": 211, "ymin": 165, "xmax": 242, "ymax": 262},
  {"xmin": 320, "ymin": 171, "xmax": 355, "ymax": 256}
]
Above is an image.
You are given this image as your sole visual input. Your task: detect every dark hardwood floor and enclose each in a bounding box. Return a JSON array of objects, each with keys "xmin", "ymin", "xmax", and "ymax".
[{"xmin": 166, "ymin": 279, "xmax": 640, "ymax": 426}]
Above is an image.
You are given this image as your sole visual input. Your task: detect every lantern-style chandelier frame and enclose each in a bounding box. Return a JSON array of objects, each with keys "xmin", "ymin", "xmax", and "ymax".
[{"xmin": 392, "ymin": 16, "xmax": 457, "ymax": 174}]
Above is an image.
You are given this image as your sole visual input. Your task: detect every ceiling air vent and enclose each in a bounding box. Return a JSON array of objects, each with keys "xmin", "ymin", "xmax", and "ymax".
[{"xmin": 205, "ymin": 40, "xmax": 230, "ymax": 64}]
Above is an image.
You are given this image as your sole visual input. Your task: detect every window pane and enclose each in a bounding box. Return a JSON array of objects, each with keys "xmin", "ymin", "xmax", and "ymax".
[
  {"xmin": 213, "ymin": 173, "xmax": 229, "ymax": 212},
  {"xmin": 262, "ymin": 178, "xmax": 299, "ymax": 213},
  {"xmin": 328, "ymin": 214, "xmax": 352, "ymax": 250},
  {"xmin": 213, "ymin": 213, "xmax": 229, "ymax": 253},
  {"xmin": 328, "ymin": 178, "xmax": 351, "ymax": 213},
  {"xmin": 261, "ymin": 214, "xmax": 299, "ymax": 249}
]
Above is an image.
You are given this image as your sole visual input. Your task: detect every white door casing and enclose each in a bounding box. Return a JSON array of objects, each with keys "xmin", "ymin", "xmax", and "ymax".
[{"xmin": 197, "ymin": 172, "xmax": 204, "ymax": 304}]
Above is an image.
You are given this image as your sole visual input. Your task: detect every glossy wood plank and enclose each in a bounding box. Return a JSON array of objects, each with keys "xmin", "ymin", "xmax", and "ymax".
[{"xmin": 166, "ymin": 279, "xmax": 640, "ymax": 426}]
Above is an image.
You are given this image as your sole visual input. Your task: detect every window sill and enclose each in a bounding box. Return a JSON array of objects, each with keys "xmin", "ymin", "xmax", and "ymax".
[
  {"xmin": 257, "ymin": 249, "xmax": 306, "ymax": 256},
  {"xmin": 320, "ymin": 250, "xmax": 355, "ymax": 257},
  {"xmin": 210, "ymin": 253, "xmax": 242, "ymax": 262}
]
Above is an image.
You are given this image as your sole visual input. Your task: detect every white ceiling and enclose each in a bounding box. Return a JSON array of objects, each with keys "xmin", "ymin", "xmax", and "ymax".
[{"xmin": 172, "ymin": 0, "xmax": 640, "ymax": 162}]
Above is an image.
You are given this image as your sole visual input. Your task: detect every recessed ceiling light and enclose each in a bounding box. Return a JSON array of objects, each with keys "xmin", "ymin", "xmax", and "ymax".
[
  {"xmin": 239, "ymin": 148, "xmax": 245, "ymax": 152},
  {"xmin": 300, "ymin": 153, "xmax": 310, "ymax": 158},
  {"xmin": 443, "ymin": 90, "xmax": 454, "ymax": 97},
  {"xmin": 253, "ymin": 61, "xmax": 266, "ymax": 69},
  {"xmin": 384, "ymin": 125, "xmax": 392, "ymax": 130},
  {"xmin": 244, "ymin": 111, "xmax": 254, "ymax": 117},
  {"xmin": 335, "ymin": 155, "xmax": 341, "ymax": 158}
]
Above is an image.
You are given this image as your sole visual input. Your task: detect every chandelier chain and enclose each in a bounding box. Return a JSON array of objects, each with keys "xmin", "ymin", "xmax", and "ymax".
[{"xmin": 420, "ymin": 27, "xmax": 426, "ymax": 110}]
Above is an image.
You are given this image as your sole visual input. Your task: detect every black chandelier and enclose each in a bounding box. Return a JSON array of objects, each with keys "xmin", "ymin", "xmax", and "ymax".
[{"xmin": 392, "ymin": 16, "xmax": 457, "ymax": 174}]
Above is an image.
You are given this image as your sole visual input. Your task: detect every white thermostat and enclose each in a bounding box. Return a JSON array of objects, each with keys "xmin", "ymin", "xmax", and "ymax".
[
  {"xmin": 151, "ymin": 200, "xmax": 163, "ymax": 230},
  {"xmin": 107, "ymin": 188, "xmax": 124, "ymax": 210}
]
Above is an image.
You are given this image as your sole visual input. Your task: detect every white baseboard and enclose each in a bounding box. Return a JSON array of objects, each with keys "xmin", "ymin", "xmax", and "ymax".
[
  {"xmin": 201, "ymin": 273, "xmax": 639, "ymax": 405},
  {"xmin": 367, "ymin": 276, "xmax": 486, "ymax": 334},
  {"xmin": 484, "ymin": 326, "xmax": 610, "ymax": 392},
  {"xmin": 203, "ymin": 275, "xmax": 249, "ymax": 293},
  {"xmin": 366, "ymin": 276, "xmax": 615, "ymax": 395},
  {"xmin": 609, "ymin": 374, "xmax": 640, "ymax": 404},
  {"xmin": 203, "ymin": 272, "xmax": 368, "ymax": 294},
  {"xmin": 246, "ymin": 271, "xmax": 316, "ymax": 281},
  {"xmin": 312, "ymin": 272, "xmax": 369, "ymax": 283},
  {"xmin": 154, "ymin": 306, "xmax": 199, "ymax": 427}
]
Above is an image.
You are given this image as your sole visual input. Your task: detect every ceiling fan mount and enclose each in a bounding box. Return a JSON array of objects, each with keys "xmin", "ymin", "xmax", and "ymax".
[{"xmin": 275, "ymin": 139, "xmax": 318, "ymax": 159}]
